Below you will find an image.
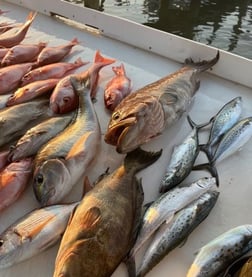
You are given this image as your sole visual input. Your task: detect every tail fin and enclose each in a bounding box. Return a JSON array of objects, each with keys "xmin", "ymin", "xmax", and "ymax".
[
  {"xmin": 94, "ymin": 50, "xmax": 116, "ymax": 65},
  {"xmin": 70, "ymin": 37, "xmax": 80, "ymax": 46},
  {"xmin": 185, "ymin": 50, "xmax": 220, "ymax": 72},
  {"xmin": 70, "ymin": 75, "xmax": 89, "ymax": 96},
  {"xmin": 73, "ymin": 57, "xmax": 89, "ymax": 67},
  {"xmin": 25, "ymin": 11, "xmax": 37, "ymax": 25},
  {"xmin": 193, "ymin": 162, "xmax": 220, "ymax": 187},
  {"xmin": 187, "ymin": 115, "xmax": 211, "ymax": 130},
  {"xmin": 124, "ymin": 147, "xmax": 162, "ymax": 174}
]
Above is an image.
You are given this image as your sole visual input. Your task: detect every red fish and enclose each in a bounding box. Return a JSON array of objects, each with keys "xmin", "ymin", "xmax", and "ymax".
[
  {"xmin": 0, "ymin": 62, "xmax": 34, "ymax": 94},
  {"xmin": 0, "ymin": 11, "xmax": 37, "ymax": 48},
  {"xmin": 36, "ymin": 37, "xmax": 80, "ymax": 66},
  {"xmin": 21, "ymin": 57, "xmax": 88, "ymax": 86},
  {"xmin": 104, "ymin": 63, "xmax": 132, "ymax": 111},
  {"xmin": 6, "ymin": 78, "xmax": 59, "ymax": 106},
  {"xmin": 50, "ymin": 50, "xmax": 115, "ymax": 114},
  {"xmin": 1, "ymin": 42, "xmax": 47, "ymax": 66},
  {"xmin": 0, "ymin": 158, "xmax": 33, "ymax": 212}
]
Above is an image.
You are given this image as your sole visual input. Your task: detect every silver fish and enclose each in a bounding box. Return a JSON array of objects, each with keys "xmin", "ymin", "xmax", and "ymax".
[
  {"xmin": 8, "ymin": 113, "xmax": 74, "ymax": 162},
  {"xmin": 212, "ymin": 116, "xmax": 252, "ymax": 163},
  {"xmin": 129, "ymin": 177, "xmax": 217, "ymax": 259},
  {"xmin": 186, "ymin": 225, "xmax": 252, "ymax": 277},
  {"xmin": 159, "ymin": 116, "xmax": 208, "ymax": 193},
  {"xmin": 201, "ymin": 96, "xmax": 243, "ymax": 159},
  {"xmin": 0, "ymin": 98, "xmax": 50, "ymax": 147},
  {"xmin": 136, "ymin": 190, "xmax": 219, "ymax": 277},
  {"xmin": 0, "ymin": 201, "xmax": 79, "ymax": 269},
  {"xmin": 104, "ymin": 52, "xmax": 219, "ymax": 153},
  {"xmin": 32, "ymin": 76, "xmax": 101, "ymax": 206}
]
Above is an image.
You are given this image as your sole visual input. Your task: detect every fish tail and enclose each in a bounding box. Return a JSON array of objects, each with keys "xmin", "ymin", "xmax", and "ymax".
[
  {"xmin": 187, "ymin": 115, "xmax": 211, "ymax": 130},
  {"xmin": 192, "ymin": 162, "xmax": 220, "ymax": 187},
  {"xmin": 74, "ymin": 57, "xmax": 89, "ymax": 67},
  {"xmin": 94, "ymin": 50, "xmax": 116, "ymax": 65},
  {"xmin": 199, "ymin": 143, "xmax": 214, "ymax": 161},
  {"xmin": 71, "ymin": 37, "xmax": 80, "ymax": 45},
  {"xmin": 70, "ymin": 75, "xmax": 89, "ymax": 96},
  {"xmin": 25, "ymin": 11, "xmax": 37, "ymax": 25},
  {"xmin": 124, "ymin": 255, "xmax": 137, "ymax": 277},
  {"xmin": 124, "ymin": 147, "xmax": 162, "ymax": 174},
  {"xmin": 185, "ymin": 50, "xmax": 220, "ymax": 72}
]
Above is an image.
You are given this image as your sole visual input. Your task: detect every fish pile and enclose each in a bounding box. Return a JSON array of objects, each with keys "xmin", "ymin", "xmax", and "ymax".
[{"xmin": 1, "ymin": 7, "xmax": 252, "ymax": 277}]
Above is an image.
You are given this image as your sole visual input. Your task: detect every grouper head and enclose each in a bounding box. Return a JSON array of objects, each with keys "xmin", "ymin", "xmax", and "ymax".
[
  {"xmin": 104, "ymin": 94, "xmax": 165, "ymax": 154},
  {"xmin": 32, "ymin": 158, "xmax": 71, "ymax": 206}
]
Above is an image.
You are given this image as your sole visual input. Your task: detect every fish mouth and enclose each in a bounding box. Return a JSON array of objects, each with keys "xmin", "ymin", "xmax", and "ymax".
[{"xmin": 104, "ymin": 117, "xmax": 136, "ymax": 149}]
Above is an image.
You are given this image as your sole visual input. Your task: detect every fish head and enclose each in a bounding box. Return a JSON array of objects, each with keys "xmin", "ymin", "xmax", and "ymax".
[
  {"xmin": 0, "ymin": 231, "xmax": 22, "ymax": 268},
  {"xmin": 104, "ymin": 88, "xmax": 123, "ymax": 111},
  {"xmin": 33, "ymin": 159, "xmax": 71, "ymax": 206},
  {"xmin": 104, "ymin": 95, "xmax": 165, "ymax": 153},
  {"xmin": 1, "ymin": 50, "xmax": 15, "ymax": 67},
  {"xmin": 50, "ymin": 79, "xmax": 78, "ymax": 114},
  {"xmin": 21, "ymin": 71, "xmax": 38, "ymax": 86}
]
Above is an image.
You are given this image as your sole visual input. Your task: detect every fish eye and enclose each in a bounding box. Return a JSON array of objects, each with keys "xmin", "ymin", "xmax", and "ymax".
[
  {"xmin": 112, "ymin": 112, "xmax": 120, "ymax": 121},
  {"xmin": 0, "ymin": 239, "xmax": 4, "ymax": 247},
  {"xmin": 63, "ymin": 97, "xmax": 70, "ymax": 103},
  {"xmin": 36, "ymin": 174, "xmax": 44, "ymax": 185}
]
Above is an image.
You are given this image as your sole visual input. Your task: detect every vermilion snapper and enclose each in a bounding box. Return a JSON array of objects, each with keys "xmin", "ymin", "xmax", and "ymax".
[
  {"xmin": 0, "ymin": 158, "xmax": 33, "ymax": 212},
  {"xmin": 104, "ymin": 63, "xmax": 132, "ymax": 111}
]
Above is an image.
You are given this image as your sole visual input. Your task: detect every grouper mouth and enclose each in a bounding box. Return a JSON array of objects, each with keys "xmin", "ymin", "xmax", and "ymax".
[{"xmin": 104, "ymin": 117, "xmax": 136, "ymax": 146}]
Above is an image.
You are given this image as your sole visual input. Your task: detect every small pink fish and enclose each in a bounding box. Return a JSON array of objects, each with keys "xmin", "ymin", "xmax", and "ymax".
[
  {"xmin": 6, "ymin": 78, "xmax": 59, "ymax": 106},
  {"xmin": 36, "ymin": 37, "xmax": 80, "ymax": 66},
  {"xmin": 50, "ymin": 50, "xmax": 115, "ymax": 114},
  {"xmin": 104, "ymin": 63, "xmax": 132, "ymax": 111},
  {"xmin": 0, "ymin": 157, "xmax": 33, "ymax": 212},
  {"xmin": 21, "ymin": 57, "xmax": 88, "ymax": 86},
  {"xmin": 0, "ymin": 11, "xmax": 37, "ymax": 48},
  {"xmin": 1, "ymin": 42, "xmax": 47, "ymax": 66},
  {"xmin": 0, "ymin": 62, "xmax": 34, "ymax": 94}
]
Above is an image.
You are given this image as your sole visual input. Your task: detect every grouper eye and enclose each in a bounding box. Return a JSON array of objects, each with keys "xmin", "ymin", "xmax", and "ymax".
[
  {"xmin": 0, "ymin": 239, "xmax": 4, "ymax": 247},
  {"xmin": 112, "ymin": 111, "xmax": 120, "ymax": 121},
  {"xmin": 36, "ymin": 174, "xmax": 44, "ymax": 185}
]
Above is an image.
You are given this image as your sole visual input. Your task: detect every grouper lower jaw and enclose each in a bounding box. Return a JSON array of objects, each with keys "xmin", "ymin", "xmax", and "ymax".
[{"xmin": 104, "ymin": 117, "xmax": 136, "ymax": 146}]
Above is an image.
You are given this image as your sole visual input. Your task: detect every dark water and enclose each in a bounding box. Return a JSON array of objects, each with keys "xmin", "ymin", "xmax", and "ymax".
[{"xmin": 77, "ymin": 1, "xmax": 252, "ymax": 59}]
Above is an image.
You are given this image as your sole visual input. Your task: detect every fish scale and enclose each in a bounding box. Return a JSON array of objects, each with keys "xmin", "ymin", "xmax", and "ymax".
[
  {"xmin": 136, "ymin": 190, "xmax": 219, "ymax": 277},
  {"xmin": 186, "ymin": 225, "xmax": 252, "ymax": 277}
]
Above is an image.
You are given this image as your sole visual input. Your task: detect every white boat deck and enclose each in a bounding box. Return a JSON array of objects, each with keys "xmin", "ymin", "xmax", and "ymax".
[{"xmin": 1, "ymin": 1, "xmax": 252, "ymax": 276}]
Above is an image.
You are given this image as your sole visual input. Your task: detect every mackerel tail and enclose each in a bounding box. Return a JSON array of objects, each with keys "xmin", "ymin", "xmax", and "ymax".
[
  {"xmin": 193, "ymin": 161, "xmax": 220, "ymax": 187},
  {"xmin": 185, "ymin": 50, "xmax": 220, "ymax": 72}
]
